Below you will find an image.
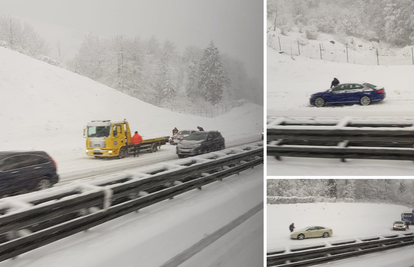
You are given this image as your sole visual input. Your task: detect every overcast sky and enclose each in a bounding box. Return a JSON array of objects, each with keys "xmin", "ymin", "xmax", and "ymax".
[{"xmin": 0, "ymin": 0, "xmax": 263, "ymax": 80}]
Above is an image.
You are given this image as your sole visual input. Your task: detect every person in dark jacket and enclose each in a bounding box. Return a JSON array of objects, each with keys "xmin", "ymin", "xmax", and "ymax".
[
  {"xmin": 331, "ymin": 78, "xmax": 340, "ymax": 88},
  {"xmin": 289, "ymin": 223, "xmax": 295, "ymax": 233},
  {"xmin": 405, "ymin": 220, "xmax": 410, "ymax": 229},
  {"xmin": 172, "ymin": 127, "xmax": 178, "ymax": 135},
  {"xmin": 197, "ymin": 126, "xmax": 204, "ymax": 131},
  {"xmin": 131, "ymin": 131, "xmax": 143, "ymax": 157}
]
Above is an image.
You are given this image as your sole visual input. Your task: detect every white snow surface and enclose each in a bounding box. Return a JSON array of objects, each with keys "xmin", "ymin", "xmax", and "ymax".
[
  {"xmin": 267, "ymin": 43, "xmax": 414, "ymax": 176},
  {"xmin": 0, "ymin": 46, "xmax": 262, "ymax": 182},
  {"xmin": 268, "ymin": 202, "xmax": 414, "ymax": 267}
]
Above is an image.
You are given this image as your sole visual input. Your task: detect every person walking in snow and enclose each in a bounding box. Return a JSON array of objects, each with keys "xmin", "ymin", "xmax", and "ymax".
[
  {"xmin": 331, "ymin": 78, "xmax": 340, "ymax": 88},
  {"xmin": 405, "ymin": 220, "xmax": 410, "ymax": 230},
  {"xmin": 197, "ymin": 126, "xmax": 204, "ymax": 131},
  {"xmin": 289, "ymin": 223, "xmax": 295, "ymax": 233},
  {"xmin": 172, "ymin": 127, "xmax": 178, "ymax": 135},
  {"xmin": 131, "ymin": 131, "xmax": 143, "ymax": 157}
]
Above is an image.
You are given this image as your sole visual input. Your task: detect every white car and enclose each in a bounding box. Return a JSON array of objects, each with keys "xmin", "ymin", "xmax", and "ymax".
[
  {"xmin": 290, "ymin": 226, "xmax": 333, "ymax": 240},
  {"xmin": 170, "ymin": 130, "xmax": 197, "ymax": 145},
  {"xmin": 393, "ymin": 221, "xmax": 407, "ymax": 231}
]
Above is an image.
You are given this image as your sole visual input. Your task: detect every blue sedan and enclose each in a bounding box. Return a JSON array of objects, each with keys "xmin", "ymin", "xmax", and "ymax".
[{"xmin": 310, "ymin": 82, "xmax": 386, "ymax": 107}]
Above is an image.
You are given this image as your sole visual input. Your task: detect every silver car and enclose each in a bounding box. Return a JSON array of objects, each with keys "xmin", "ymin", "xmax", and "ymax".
[{"xmin": 393, "ymin": 221, "xmax": 407, "ymax": 231}]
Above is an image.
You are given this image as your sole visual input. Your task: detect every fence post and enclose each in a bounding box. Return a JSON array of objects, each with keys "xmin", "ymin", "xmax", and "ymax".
[
  {"xmin": 297, "ymin": 41, "xmax": 300, "ymax": 55},
  {"xmin": 376, "ymin": 48, "xmax": 379, "ymax": 65},
  {"xmin": 346, "ymin": 43, "xmax": 349, "ymax": 63},
  {"xmin": 412, "ymin": 47, "xmax": 413, "ymax": 65},
  {"xmin": 278, "ymin": 36, "xmax": 282, "ymax": 51},
  {"xmin": 319, "ymin": 44, "xmax": 322, "ymax": 59}
]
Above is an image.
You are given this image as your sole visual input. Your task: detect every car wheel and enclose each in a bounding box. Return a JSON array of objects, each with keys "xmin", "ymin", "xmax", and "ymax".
[
  {"xmin": 314, "ymin": 97, "xmax": 325, "ymax": 107},
  {"xmin": 360, "ymin": 96, "xmax": 371, "ymax": 106},
  {"xmin": 298, "ymin": 234, "xmax": 305, "ymax": 240},
  {"xmin": 323, "ymin": 232, "xmax": 330, "ymax": 238},
  {"xmin": 151, "ymin": 143, "xmax": 158, "ymax": 153},
  {"xmin": 36, "ymin": 178, "xmax": 52, "ymax": 191},
  {"xmin": 118, "ymin": 147, "xmax": 127, "ymax": 159}
]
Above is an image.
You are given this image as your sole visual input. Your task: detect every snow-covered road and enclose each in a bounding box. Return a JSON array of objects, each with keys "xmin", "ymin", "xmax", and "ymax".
[{"xmin": 0, "ymin": 167, "xmax": 263, "ymax": 267}]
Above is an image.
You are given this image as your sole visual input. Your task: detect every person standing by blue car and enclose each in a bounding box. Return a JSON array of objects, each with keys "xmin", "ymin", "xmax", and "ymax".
[{"xmin": 331, "ymin": 78, "xmax": 340, "ymax": 88}]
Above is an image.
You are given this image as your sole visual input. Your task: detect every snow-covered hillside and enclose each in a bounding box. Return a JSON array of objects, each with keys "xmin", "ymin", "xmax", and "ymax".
[
  {"xmin": 267, "ymin": 29, "xmax": 414, "ymax": 175},
  {"xmin": 0, "ymin": 46, "xmax": 262, "ymax": 164}
]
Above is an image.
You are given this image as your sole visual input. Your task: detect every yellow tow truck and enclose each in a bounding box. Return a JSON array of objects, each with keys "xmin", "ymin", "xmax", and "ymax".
[{"xmin": 84, "ymin": 120, "xmax": 169, "ymax": 158}]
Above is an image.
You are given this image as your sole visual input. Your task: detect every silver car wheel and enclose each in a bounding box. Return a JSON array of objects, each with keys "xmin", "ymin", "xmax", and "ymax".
[
  {"xmin": 360, "ymin": 96, "xmax": 371, "ymax": 106},
  {"xmin": 323, "ymin": 232, "xmax": 329, "ymax": 238},
  {"xmin": 314, "ymin": 97, "xmax": 325, "ymax": 107},
  {"xmin": 298, "ymin": 234, "xmax": 305, "ymax": 240},
  {"xmin": 37, "ymin": 178, "xmax": 52, "ymax": 191}
]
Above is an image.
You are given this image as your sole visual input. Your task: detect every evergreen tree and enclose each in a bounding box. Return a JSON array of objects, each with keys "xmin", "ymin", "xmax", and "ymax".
[
  {"xmin": 186, "ymin": 58, "xmax": 200, "ymax": 99},
  {"xmin": 327, "ymin": 179, "xmax": 337, "ymax": 198},
  {"xmin": 198, "ymin": 41, "xmax": 230, "ymax": 105}
]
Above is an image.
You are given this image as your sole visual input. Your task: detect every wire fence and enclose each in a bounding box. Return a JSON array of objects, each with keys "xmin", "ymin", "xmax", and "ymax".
[
  {"xmin": 164, "ymin": 104, "xmax": 234, "ymax": 118},
  {"xmin": 268, "ymin": 32, "xmax": 414, "ymax": 66}
]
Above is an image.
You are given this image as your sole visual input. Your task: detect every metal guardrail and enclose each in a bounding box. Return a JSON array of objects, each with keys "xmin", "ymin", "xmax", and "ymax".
[
  {"xmin": 267, "ymin": 117, "xmax": 414, "ymax": 162},
  {"xmin": 267, "ymin": 233, "xmax": 414, "ymax": 267},
  {"xmin": 0, "ymin": 143, "xmax": 263, "ymax": 262}
]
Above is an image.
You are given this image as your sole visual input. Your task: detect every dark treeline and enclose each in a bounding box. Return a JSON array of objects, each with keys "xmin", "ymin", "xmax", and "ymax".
[
  {"xmin": 268, "ymin": 0, "xmax": 414, "ymax": 46},
  {"xmin": 267, "ymin": 179, "xmax": 414, "ymax": 206}
]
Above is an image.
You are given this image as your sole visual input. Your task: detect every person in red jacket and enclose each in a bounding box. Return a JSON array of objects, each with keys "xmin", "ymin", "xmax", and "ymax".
[{"xmin": 131, "ymin": 131, "xmax": 143, "ymax": 157}]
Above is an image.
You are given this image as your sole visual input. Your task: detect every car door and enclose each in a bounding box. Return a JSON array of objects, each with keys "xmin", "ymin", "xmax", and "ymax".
[
  {"xmin": 0, "ymin": 155, "xmax": 35, "ymax": 195},
  {"xmin": 345, "ymin": 83, "xmax": 365, "ymax": 103},
  {"xmin": 306, "ymin": 226, "xmax": 319, "ymax": 237},
  {"xmin": 205, "ymin": 132, "xmax": 215, "ymax": 152},
  {"xmin": 11, "ymin": 155, "xmax": 49, "ymax": 190},
  {"xmin": 329, "ymin": 84, "xmax": 348, "ymax": 103}
]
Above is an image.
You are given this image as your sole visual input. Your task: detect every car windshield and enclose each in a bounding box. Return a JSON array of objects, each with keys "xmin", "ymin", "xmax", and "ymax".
[
  {"xmin": 87, "ymin": 126, "xmax": 111, "ymax": 138},
  {"xmin": 178, "ymin": 130, "xmax": 191, "ymax": 135},
  {"xmin": 395, "ymin": 221, "xmax": 404, "ymax": 224},
  {"xmin": 363, "ymin": 83, "xmax": 378, "ymax": 89},
  {"xmin": 185, "ymin": 132, "xmax": 208, "ymax": 141}
]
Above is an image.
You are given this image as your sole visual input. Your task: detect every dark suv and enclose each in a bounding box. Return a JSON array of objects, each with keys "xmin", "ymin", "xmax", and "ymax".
[
  {"xmin": 176, "ymin": 131, "xmax": 225, "ymax": 158},
  {"xmin": 0, "ymin": 151, "xmax": 59, "ymax": 197}
]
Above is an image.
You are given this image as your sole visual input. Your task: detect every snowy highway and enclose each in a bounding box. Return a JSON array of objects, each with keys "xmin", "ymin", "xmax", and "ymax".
[
  {"xmin": 0, "ymin": 166, "xmax": 263, "ymax": 267},
  {"xmin": 55, "ymin": 137, "xmax": 261, "ymax": 186}
]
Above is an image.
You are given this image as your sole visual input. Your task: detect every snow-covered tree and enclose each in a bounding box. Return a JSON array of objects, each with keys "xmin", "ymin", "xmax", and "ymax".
[
  {"xmin": 198, "ymin": 41, "xmax": 230, "ymax": 105},
  {"xmin": 326, "ymin": 179, "xmax": 337, "ymax": 198}
]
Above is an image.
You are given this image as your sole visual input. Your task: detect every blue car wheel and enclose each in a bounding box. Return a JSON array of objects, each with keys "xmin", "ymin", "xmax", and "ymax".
[
  {"xmin": 314, "ymin": 97, "xmax": 325, "ymax": 107},
  {"xmin": 360, "ymin": 96, "xmax": 371, "ymax": 106}
]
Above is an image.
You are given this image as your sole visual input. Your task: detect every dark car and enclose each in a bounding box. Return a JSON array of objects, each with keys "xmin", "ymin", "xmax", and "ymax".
[
  {"xmin": 310, "ymin": 82, "xmax": 386, "ymax": 107},
  {"xmin": 176, "ymin": 131, "xmax": 225, "ymax": 158},
  {"xmin": 0, "ymin": 151, "xmax": 59, "ymax": 197}
]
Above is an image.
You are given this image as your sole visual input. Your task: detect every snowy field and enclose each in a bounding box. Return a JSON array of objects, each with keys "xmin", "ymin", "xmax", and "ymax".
[
  {"xmin": 267, "ymin": 202, "xmax": 414, "ymax": 266},
  {"xmin": 0, "ymin": 46, "xmax": 263, "ymax": 182},
  {"xmin": 0, "ymin": 167, "xmax": 263, "ymax": 267},
  {"xmin": 267, "ymin": 42, "xmax": 414, "ymax": 176},
  {"xmin": 267, "ymin": 203, "xmax": 414, "ymax": 267}
]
